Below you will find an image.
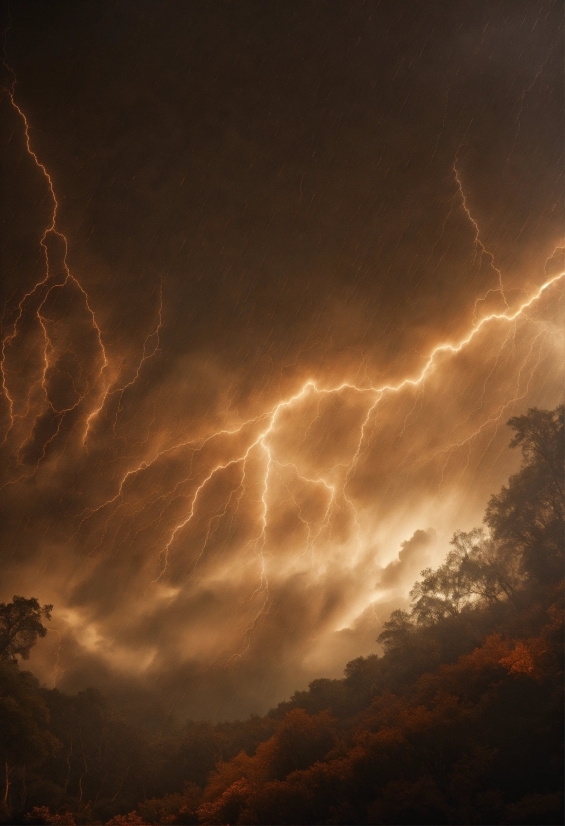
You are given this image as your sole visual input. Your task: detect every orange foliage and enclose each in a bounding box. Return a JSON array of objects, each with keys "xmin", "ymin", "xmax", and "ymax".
[
  {"xmin": 196, "ymin": 596, "xmax": 563, "ymax": 824},
  {"xmin": 105, "ymin": 812, "xmax": 150, "ymax": 825},
  {"xmin": 457, "ymin": 633, "xmax": 512, "ymax": 672},
  {"xmin": 197, "ymin": 778, "xmax": 250, "ymax": 825},
  {"xmin": 500, "ymin": 641, "xmax": 536, "ymax": 675},
  {"xmin": 196, "ymin": 708, "xmax": 338, "ymax": 824}
]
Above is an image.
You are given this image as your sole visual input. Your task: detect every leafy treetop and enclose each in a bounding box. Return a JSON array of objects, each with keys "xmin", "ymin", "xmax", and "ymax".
[{"xmin": 0, "ymin": 596, "xmax": 52, "ymax": 663}]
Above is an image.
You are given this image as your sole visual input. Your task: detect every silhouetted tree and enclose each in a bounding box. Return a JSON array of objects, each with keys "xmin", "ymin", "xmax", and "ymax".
[
  {"xmin": 377, "ymin": 609, "xmax": 415, "ymax": 652},
  {"xmin": 0, "ymin": 596, "xmax": 52, "ymax": 663},
  {"xmin": 486, "ymin": 405, "xmax": 564, "ymax": 584},
  {"xmin": 410, "ymin": 528, "xmax": 522, "ymax": 625}
]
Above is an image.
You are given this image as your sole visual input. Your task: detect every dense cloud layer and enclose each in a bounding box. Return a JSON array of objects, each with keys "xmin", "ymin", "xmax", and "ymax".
[{"xmin": 0, "ymin": 0, "xmax": 563, "ymax": 719}]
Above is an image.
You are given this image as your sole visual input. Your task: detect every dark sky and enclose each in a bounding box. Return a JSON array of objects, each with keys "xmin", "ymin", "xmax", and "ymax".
[{"xmin": 1, "ymin": 0, "xmax": 563, "ymax": 720}]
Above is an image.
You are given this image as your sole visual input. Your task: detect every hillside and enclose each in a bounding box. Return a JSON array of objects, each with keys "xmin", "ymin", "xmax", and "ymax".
[{"xmin": 1, "ymin": 406, "xmax": 563, "ymax": 825}]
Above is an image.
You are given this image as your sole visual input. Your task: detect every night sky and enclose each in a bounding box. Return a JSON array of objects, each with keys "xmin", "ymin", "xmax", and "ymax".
[{"xmin": 1, "ymin": 0, "xmax": 563, "ymax": 720}]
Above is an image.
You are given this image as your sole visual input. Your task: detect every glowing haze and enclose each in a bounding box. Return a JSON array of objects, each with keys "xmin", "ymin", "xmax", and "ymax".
[{"xmin": 0, "ymin": 1, "xmax": 563, "ymax": 719}]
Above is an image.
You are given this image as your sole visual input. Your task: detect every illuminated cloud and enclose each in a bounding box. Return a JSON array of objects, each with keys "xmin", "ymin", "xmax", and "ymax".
[{"xmin": 379, "ymin": 529, "xmax": 436, "ymax": 590}]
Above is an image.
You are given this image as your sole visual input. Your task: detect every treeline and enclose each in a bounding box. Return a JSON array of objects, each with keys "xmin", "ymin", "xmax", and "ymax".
[{"xmin": 1, "ymin": 407, "xmax": 563, "ymax": 825}]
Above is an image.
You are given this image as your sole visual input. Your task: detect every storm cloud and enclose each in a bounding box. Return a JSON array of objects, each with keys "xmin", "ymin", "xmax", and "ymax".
[{"xmin": 0, "ymin": 0, "xmax": 563, "ymax": 719}]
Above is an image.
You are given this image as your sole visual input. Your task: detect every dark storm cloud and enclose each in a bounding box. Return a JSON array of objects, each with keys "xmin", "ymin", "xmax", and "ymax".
[
  {"xmin": 4, "ymin": 2, "xmax": 561, "ymax": 378},
  {"xmin": 0, "ymin": 0, "xmax": 563, "ymax": 718}
]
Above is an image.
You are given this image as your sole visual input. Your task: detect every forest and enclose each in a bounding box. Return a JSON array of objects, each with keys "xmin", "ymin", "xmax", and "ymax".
[{"xmin": 1, "ymin": 406, "xmax": 563, "ymax": 825}]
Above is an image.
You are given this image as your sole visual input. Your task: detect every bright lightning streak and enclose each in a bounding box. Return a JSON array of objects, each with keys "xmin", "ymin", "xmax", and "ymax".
[
  {"xmin": 83, "ymin": 282, "xmax": 164, "ymax": 445},
  {"xmin": 0, "ymin": 64, "xmax": 165, "ymax": 471},
  {"xmin": 453, "ymin": 157, "xmax": 509, "ymax": 319},
  {"xmin": 0, "ymin": 74, "xmax": 108, "ymax": 462}
]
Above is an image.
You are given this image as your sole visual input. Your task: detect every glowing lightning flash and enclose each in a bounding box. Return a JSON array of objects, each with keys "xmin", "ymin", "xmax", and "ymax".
[
  {"xmin": 0, "ymin": 66, "xmax": 165, "ymax": 471},
  {"xmin": 453, "ymin": 159, "xmax": 509, "ymax": 320},
  {"xmin": 0, "ymin": 75, "xmax": 109, "ymax": 461}
]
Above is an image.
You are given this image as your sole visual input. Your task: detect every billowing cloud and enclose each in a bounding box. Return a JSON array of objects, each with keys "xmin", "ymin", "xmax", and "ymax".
[{"xmin": 378, "ymin": 529, "xmax": 436, "ymax": 591}]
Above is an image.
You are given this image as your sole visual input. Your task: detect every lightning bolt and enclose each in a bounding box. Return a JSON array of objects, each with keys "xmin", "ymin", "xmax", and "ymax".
[
  {"xmin": 453, "ymin": 158, "xmax": 509, "ymax": 320},
  {"xmin": 0, "ymin": 64, "xmax": 109, "ymax": 466},
  {"xmin": 0, "ymin": 57, "xmax": 168, "ymax": 483},
  {"xmin": 83, "ymin": 280, "xmax": 164, "ymax": 446}
]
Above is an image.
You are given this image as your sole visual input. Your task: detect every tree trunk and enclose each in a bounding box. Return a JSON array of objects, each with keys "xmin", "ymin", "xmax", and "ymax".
[{"xmin": 3, "ymin": 760, "xmax": 10, "ymax": 806}]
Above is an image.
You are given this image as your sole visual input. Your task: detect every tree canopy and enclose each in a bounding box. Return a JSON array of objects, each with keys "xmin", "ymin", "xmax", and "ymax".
[{"xmin": 0, "ymin": 596, "xmax": 52, "ymax": 663}]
